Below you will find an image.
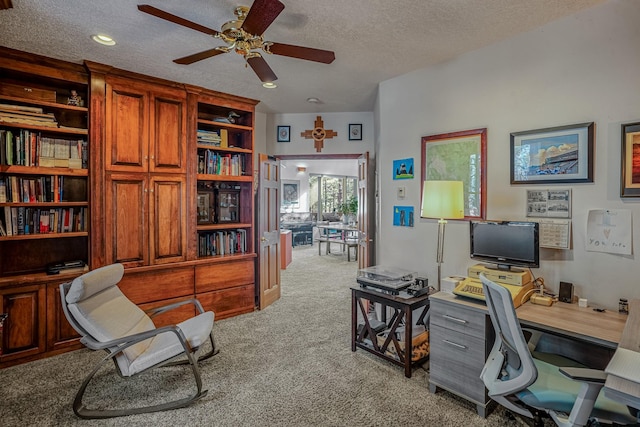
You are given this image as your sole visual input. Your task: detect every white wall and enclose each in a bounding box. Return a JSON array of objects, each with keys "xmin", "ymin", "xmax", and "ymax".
[
  {"xmin": 280, "ymin": 159, "xmax": 359, "ymax": 213},
  {"xmin": 376, "ymin": 0, "xmax": 640, "ymax": 309},
  {"xmin": 268, "ymin": 112, "xmax": 375, "ymax": 156}
]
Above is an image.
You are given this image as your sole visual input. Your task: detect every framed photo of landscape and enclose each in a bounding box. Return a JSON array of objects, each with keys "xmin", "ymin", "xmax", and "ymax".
[
  {"xmin": 421, "ymin": 128, "xmax": 487, "ymax": 219},
  {"xmin": 510, "ymin": 122, "xmax": 594, "ymax": 184},
  {"xmin": 620, "ymin": 121, "xmax": 640, "ymax": 197}
]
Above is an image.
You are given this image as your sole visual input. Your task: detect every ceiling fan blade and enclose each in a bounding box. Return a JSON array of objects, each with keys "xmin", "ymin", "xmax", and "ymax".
[
  {"xmin": 137, "ymin": 4, "xmax": 219, "ymax": 36},
  {"xmin": 268, "ymin": 43, "xmax": 335, "ymax": 64},
  {"xmin": 174, "ymin": 48, "xmax": 226, "ymax": 65},
  {"xmin": 242, "ymin": 0, "xmax": 285, "ymax": 36},
  {"xmin": 247, "ymin": 56, "xmax": 278, "ymax": 83}
]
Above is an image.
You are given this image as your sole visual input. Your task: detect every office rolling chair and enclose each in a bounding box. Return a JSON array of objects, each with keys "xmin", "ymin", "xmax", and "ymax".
[
  {"xmin": 60, "ymin": 263, "xmax": 217, "ymax": 419},
  {"xmin": 479, "ymin": 273, "xmax": 638, "ymax": 427}
]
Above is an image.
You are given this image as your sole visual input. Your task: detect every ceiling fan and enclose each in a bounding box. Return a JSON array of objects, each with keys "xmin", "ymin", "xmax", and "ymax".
[{"xmin": 137, "ymin": 0, "xmax": 335, "ymax": 83}]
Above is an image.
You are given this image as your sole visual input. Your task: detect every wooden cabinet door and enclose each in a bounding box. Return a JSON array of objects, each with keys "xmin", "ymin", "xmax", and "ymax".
[
  {"xmin": 149, "ymin": 174, "xmax": 187, "ymax": 265},
  {"xmin": 105, "ymin": 173, "xmax": 148, "ymax": 267},
  {"xmin": 46, "ymin": 282, "xmax": 80, "ymax": 352},
  {"xmin": 105, "ymin": 77, "xmax": 149, "ymax": 173},
  {"xmin": 0, "ymin": 285, "xmax": 46, "ymax": 361},
  {"xmin": 149, "ymin": 87, "xmax": 186, "ymax": 174}
]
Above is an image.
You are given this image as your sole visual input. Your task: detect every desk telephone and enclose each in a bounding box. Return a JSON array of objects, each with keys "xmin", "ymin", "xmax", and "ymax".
[{"xmin": 452, "ymin": 264, "xmax": 535, "ymax": 308}]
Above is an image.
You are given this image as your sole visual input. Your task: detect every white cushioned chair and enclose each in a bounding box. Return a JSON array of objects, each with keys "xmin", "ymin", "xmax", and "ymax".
[
  {"xmin": 480, "ymin": 273, "xmax": 638, "ymax": 427},
  {"xmin": 60, "ymin": 263, "xmax": 217, "ymax": 419}
]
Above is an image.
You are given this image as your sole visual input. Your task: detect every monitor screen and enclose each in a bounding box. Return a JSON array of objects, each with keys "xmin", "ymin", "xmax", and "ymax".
[{"xmin": 469, "ymin": 221, "xmax": 539, "ymax": 271}]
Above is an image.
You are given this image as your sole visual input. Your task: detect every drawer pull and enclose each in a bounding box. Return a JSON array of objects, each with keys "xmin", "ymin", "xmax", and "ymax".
[
  {"xmin": 442, "ymin": 339, "xmax": 467, "ymax": 350},
  {"xmin": 443, "ymin": 314, "xmax": 468, "ymax": 324}
]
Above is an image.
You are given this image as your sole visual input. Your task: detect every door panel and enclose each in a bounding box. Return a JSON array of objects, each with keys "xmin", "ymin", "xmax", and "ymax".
[
  {"xmin": 150, "ymin": 89, "xmax": 186, "ymax": 173},
  {"xmin": 105, "ymin": 174, "xmax": 147, "ymax": 267},
  {"xmin": 149, "ymin": 175, "xmax": 187, "ymax": 264},
  {"xmin": 258, "ymin": 155, "xmax": 281, "ymax": 309},
  {"xmin": 105, "ymin": 78, "xmax": 148, "ymax": 172},
  {"xmin": 358, "ymin": 153, "xmax": 374, "ymax": 268},
  {"xmin": 0, "ymin": 285, "xmax": 46, "ymax": 360}
]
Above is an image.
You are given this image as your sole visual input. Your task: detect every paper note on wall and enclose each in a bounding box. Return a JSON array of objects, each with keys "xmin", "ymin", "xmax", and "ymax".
[{"xmin": 586, "ymin": 209, "xmax": 632, "ymax": 255}]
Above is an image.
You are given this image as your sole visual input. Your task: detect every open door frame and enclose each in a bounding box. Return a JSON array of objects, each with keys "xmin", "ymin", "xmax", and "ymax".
[{"xmin": 275, "ymin": 153, "xmax": 374, "ymax": 268}]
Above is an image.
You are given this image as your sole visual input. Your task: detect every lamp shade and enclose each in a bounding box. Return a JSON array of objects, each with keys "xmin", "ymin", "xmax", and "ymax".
[{"xmin": 421, "ymin": 180, "xmax": 464, "ymax": 219}]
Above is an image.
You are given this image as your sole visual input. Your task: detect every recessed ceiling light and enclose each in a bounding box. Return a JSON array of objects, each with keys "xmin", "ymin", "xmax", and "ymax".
[
  {"xmin": 262, "ymin": 82, "xmax": 277, "ymax": 89},
  {"xmin": 306, "ymin": 97, "xmax": 321, "ymax": 103},
  {"xmin": 91, "ymin": 34, "xmax": 116, "ymax": 46}
]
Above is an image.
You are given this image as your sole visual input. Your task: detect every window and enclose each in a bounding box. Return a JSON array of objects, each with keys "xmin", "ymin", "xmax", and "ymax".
[{"xmin": 309, "ymin": 174, "xmax": 357, "ymax": 221}]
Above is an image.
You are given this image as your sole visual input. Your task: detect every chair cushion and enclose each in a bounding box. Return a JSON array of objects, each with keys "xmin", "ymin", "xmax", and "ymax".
[
  {"xmin": 127, "ymin": 311, "xmax": 214, "ymax": 376},
  {"xmin": 518, "ymin": 359, "xmax": 637, "ymax": 424},
  {"xmin": 68, "ymin": 285, "xmax": 155, "ymax": 375},
  {"xmin": 66, "ymin": 263, "xmax": 125, "ymax": 304}
]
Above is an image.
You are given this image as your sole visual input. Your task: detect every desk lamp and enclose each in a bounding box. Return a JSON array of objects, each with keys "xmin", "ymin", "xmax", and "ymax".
[{"xmin": 421, "ymin": 181, "xmax": 464, "ymax": 291}]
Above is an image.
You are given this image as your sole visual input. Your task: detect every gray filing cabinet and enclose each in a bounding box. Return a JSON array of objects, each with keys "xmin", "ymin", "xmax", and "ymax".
[{"xmin": 428, "ymin": 292, "xmax": 494, "ymax": 417}]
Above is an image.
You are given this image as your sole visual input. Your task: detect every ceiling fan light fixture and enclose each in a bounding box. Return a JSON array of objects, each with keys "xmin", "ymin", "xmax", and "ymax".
[
  {"xmin": 91, "ymin": 34, "xmax": 116, "ymax": 46},
  {"xmin": 307, "ymin": 97, "xmax": 321, "ymax": 104},
  {"xmin": 262, "ymin": 82, "xmax": 277, "ymax": 88}
]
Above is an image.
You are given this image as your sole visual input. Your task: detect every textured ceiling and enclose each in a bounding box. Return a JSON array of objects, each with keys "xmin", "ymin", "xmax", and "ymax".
[{"xmin": 0, "ymin": 0, "xmax": 605, "ymax": 114}]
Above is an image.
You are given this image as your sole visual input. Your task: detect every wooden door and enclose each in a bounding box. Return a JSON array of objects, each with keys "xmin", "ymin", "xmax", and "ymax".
[
  {"xmin": 149, "ymin": 174, "xmax": 187, "ymax": 264},
  {"xmin": 105, "ymin": 173, "xmax": 148, "ymax": 267},
  {"xmin": 0, "ymin": 285, "xmax": 46, "ymax": 361},
  {"xmin": 46, "ymin": 282, "xmax": 80, "ymax": 352},
  {"xmin": 257, "ymin": 154, "xmax": 281, "ymax": 309},
  {"xmin": 104, "ymin": 77, "xmax": 149, "ymax": 173},
  {"xmin": 149, "ymin": 88, "xmax": 187, "ymax": 174},
  {"xmin": 358, "ymin": 153, "xmax": 374, "ymax": 268}
]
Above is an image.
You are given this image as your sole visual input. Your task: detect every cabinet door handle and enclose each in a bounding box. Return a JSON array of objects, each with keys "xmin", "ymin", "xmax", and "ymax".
[
  {"xmin": 442, "ymin": 339, "xmax": 467, "ymax": 350},
  {"xmin": 442, "ymin": 314, "xmax": 468, "ymax": 324}
]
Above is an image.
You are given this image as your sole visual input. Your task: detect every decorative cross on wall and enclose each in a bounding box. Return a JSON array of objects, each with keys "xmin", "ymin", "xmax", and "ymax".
[{"xmin": 301, "ymin": 116, "xmax": 337, "ymax": 152}]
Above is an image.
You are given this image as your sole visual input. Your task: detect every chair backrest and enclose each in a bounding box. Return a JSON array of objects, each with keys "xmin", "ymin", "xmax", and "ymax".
[
  {"xmin": 60, "ymin": 263, "xmax": 156, "ymax": 375},
  {"xmin": 603, "ymin": 299, "xmax": 640, "ymax": 411},
  {"xmin": 480, "ymin": 274, "xmax": 538, "ymax": 401}
]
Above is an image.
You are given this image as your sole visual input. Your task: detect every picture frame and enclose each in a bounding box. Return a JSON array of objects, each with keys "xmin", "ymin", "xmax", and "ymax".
[
  {"xmin": 197, "ymin": 192, "xmax": 212, "ymax": 224},
  {"xmin": 526, "ymin": 189, "xmax": 572, "ymax": 218},
  {"xmin": 282, "ymin": 179, "xmax": 300, "ymax": 206},
  {"xmin": 510, "ymin": 122, "xmax": 594, "ymax": 184},
  {"xmin": 421, "ymin": 128, "xmax": 487, "ymax": 219},
  {"xmin": 348, "ymin": 123, "xmax": 362, "ymax": 141},
  {"xmin": 393, "ymin": 158, "xmax": 414, "ymax": 180},
  {"xmin": 393, "ymin": 206, "xmax": 414, "ymax": 227},
  {"xmin": 277, "ymin": 125, "xmax": 290, "ymax": 142},
  {"xmin": 620, "ymin": 121, "xmax": 640, "ymax": 197}
]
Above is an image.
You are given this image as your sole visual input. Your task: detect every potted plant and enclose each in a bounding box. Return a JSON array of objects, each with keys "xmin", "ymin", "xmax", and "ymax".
[{"xmin": 338, "ymin": 196, "xmax": 358, "ymax": 224}]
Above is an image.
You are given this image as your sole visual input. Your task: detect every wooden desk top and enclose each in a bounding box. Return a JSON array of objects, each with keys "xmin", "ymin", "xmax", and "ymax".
[
  {"xmin": 517, "ymin": 302, "xmax": 627, "ymax": 349},
  {"xmin": 431, "ymin": 292, "xmax": 628, "ymax": 349}
]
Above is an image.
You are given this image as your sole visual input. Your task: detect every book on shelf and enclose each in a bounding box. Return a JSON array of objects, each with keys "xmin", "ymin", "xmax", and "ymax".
[
  {"xmin": 0, "ymin": 128, "xmax": 87, "ymax": 168},
  {"xmin": 0, "ymin": 205, "xmax": 86, "ymax": 236},
  {"xmin": 198, "ymin": 228, "xmax": 247, "ymax": 257}
]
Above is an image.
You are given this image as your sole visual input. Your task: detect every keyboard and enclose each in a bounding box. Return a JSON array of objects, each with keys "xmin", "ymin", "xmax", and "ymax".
[{"xmin": 453, "ymin": 278, "xmax": 534, "ymax": 308}]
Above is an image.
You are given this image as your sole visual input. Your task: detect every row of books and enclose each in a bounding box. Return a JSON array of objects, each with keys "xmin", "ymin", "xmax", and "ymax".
[
  {"xmin": 0, "ymin": 103, "xmax": 58, "ymax": 128},
  {"xmin": 197, "ymin": 150, "xmax": 246, "ymax": 176},
  {"xmin": 0, "ymin": 206, "xmax": 87, "ymax": 236},
  {"xmin": 0, "ymin": 129, "xmax": 87, "ymax": 168},
  {"xmin": 0, "ymin": 175, "xmax": 71, "ymax": 203},
  {"xmin": 198, "ymin": 229, "xmax": 247, "ymax": 257},
  {"xmin": 197, "ymin": 128, "xmax": 228, "ymax": 147}
]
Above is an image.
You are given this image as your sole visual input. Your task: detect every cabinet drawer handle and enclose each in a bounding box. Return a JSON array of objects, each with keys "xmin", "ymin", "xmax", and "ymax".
[
  {"xmin": 442, "ymin": 339, "xmax": 467, "ymax": 350},
  {"xmin": 443, "ymin": 314, "xmax": 468, "ymax": 324}
]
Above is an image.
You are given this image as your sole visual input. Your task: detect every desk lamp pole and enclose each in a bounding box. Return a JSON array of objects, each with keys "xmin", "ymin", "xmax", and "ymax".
[{"xmin": 421, "ymin": 181, "xmax": 464, "ymax": 291}]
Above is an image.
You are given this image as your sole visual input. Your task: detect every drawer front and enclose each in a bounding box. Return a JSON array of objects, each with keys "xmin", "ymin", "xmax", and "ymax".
[
  {"xmin": 119, "ymin": 267, "xmax": 194, "ymax": 304},
  {"xmin": 197, "ymin": 285, "xmax": 254, "ymax": 320},
  {"xmin": 195, "ymin": 259, "xmax": 254, "ymax": 293},
  {"xmin": 430, "ymin": 300, "xmax": 486, "ymax": 337},
  {"xmin": 429, "ymin": 326, "xmax": 488, "ymax": 403}
]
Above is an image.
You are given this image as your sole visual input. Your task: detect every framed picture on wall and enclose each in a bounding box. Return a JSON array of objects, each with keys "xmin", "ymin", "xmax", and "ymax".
[
  {"xmin": 282, "ymin": 180, "xmax": 300, "ymax": 206},
  {"xmin": 510, "ymin": 122, "xmax": 594, "ymax": 184},
  {"xmin": 348, "ymin": 123, "xmax": 362, "ymax": 141},
  {"xmin": 421, "ymin": 128, "xmax": 487, "ymax": 219},
  {"xmin": 526, "ymin": 189, "xmax": 572, "ymax": 218},
  {"xmin": 393, "ymin": 158, "xmax": 414, "ymax": 179},
  {"xmin": 620, "ymin": 121, "xmax": 640, "ymax": 197},
  {"xmin": 277, "ymin": 125, "xmax": 291, "ymax": 142}
]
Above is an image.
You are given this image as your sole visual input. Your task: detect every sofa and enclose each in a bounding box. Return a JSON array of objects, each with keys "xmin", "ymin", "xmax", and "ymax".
[{"xmin": 280, "ymin": 212, "xmax": 316, "ymax": 246}]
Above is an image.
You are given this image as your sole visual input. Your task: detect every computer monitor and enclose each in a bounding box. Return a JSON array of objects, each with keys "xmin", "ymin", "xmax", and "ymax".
[{"xmin": 469, "ymin": 220, "xmax": 539, "ymax": 271}]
